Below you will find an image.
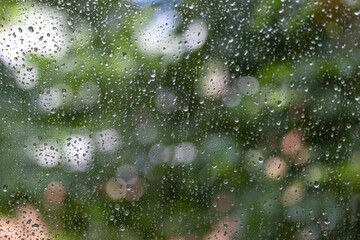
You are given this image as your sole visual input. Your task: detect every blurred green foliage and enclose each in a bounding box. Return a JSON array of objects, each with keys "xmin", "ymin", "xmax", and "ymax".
[{"xmin": 1, "ymin": 0, "xmax": 360, "ymax": 239}]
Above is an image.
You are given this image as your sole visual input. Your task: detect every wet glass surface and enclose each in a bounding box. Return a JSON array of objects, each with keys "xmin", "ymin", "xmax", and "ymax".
[{"xmin": 1, "ymin": 0, "xmax": 360, "ymax": 239}]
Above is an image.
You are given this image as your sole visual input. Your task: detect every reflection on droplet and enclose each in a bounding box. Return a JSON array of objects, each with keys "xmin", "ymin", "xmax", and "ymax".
[
  {"xmin": 31, "ymin": 224, "xmax": 39, "ymax": 229},
  {"xmin": 120, "ymin": 224, "xmax": 125, "ymax": 231},
  {"xmin": 115, "ymin": 204, "xmax": 120, "ymax": 211}
]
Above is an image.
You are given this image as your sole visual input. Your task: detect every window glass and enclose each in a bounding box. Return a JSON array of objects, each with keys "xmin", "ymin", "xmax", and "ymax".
[{"xmin": 0, "ymin": 0, "xmax": 359, "ymax": 239}]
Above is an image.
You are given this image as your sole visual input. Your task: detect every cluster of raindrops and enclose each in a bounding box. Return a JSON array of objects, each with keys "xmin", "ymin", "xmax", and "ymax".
[
  {"xmin": 26, "ymin": 128, "xmax": 122, "ymax": 172},
  {"xmin": 136, "ymin": 0, "xmax": 208, "ymax": 58},
  {"xmin": 0, "ymin": 0, "xmax": 359, "ymax": 239},
  {"xmin": 0, "ymin": 4, "xmax": 69, "ymax": 89}
]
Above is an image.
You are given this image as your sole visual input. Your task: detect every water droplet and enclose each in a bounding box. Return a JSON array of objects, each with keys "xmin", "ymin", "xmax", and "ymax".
[
  {"xmin": 322, "ymin": 209, "xmax": 327, "ymax": 216},
  {"xmin": 150, "ymin": 69, "xmax": 156, "ymax": 78},
  {"xmin": 120, "ymin": 224, "xmax": 125, "ymax": 231},
  {"xmin": 32, "ymin": 224, "xmax": 39, "ymax": 228}
]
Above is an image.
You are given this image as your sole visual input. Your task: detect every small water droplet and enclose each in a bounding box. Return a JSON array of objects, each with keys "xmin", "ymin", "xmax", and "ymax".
[
  {"xmin": 150, "ymin": 69, "xmax": 156, "ymax": 78},
  {"xmin": 32, "ymin": 224, "xmax": 39, "ymax": 229},
  {"xmin": 120, "ymin": 224, "xmax": 125, "ymax": 231}
]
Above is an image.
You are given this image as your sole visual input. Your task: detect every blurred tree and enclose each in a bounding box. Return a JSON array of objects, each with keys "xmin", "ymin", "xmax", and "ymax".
[{"xmin": 0, "ymin": 0, "xmax": 360, "ymax": 239}]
